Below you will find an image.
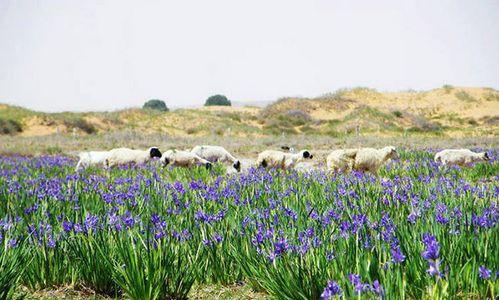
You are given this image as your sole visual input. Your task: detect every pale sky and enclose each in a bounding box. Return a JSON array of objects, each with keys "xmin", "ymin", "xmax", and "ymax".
[{"xmin": 0, "ymin": 0, "xmax": 498, "ymax": 112}]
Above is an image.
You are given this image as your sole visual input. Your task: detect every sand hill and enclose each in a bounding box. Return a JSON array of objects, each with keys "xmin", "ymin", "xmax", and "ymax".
[{"xmin": 1, "ymin": 86, "xmax": 498, "ymax": 138}]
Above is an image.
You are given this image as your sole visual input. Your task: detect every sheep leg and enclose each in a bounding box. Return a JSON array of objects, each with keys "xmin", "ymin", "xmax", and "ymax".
[{"xmin": 75, "ymin": 160, "xmax": 83, "ymax": 172}]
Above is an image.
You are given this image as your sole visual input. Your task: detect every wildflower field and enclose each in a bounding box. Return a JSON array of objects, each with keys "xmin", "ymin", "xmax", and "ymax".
[{"xmin": 0, "ymin": 150, "xmax": 497, "ymax": 299}]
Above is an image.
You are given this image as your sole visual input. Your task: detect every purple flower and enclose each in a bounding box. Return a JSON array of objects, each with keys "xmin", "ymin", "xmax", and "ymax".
[
  {"xmin": 62, "ymin": 220, "xmax": 73, "ymax": 233},
  {"xmin": 320, "ymin": 280, "xmax": 342, "ymax": 299},
  {"xmin": 479, "ymin": 266, "xmax": 492, "ymax": 280},
  {"xmin": 391, "ymin": 246, "xmax": 406, "ymax": 264},
  {"xmin": 427, "ymin": 260, "xmax": 442, "ymax": 278},
  {"xmin": 84, "ymin": 214, "xmax": 99, "ymax": 231},
  {"xmin": 213, "ymin": 233, "xmax": 223, "ymax": 244},
  {"xmin": 7, "ymin": 238, "xmax": 17, "ymax": 248},
  {"xmin": 371, "ymin": 280, "xmax": 384, "ymax": 297},
  {"xmin": 421, "ymin": 233, "xmax": 439, "ymax": 260},
  {"xmin": 348, "ymin": 274, "xmax": 369, "ymax": 294},
  {"xmin": 421, "ymin": 233, "xmax": 442, "ymax": 278}
]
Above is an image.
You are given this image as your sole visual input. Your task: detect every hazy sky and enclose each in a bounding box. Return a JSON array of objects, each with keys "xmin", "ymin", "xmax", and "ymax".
[{"xmin": 0, "ymin": 0, "xmax": 498, "ymax": 112}]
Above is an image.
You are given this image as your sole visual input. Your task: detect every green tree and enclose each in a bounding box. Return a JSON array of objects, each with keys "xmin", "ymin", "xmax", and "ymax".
[
  {"xmin": 143, "ymin": 99, "xmax": 169, "ymax": 112},
  {"xmin": 204, "ymin": 95, "xmax": 231, "ymax": 106}
]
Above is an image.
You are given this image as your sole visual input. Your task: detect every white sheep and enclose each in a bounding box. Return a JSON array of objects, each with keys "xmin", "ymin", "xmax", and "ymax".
[
  {"xmin": 351, "ymin": 146, "xmax": 399, "ymax": 174},
  {"xmin": 256, "ymin": 149, "xmax": 313, "ymax": 170},
  {"xmin": 75, "ymin": 151, "xmax": 111, "ymax": 171},
  {"xmin": 160, "ymin": 149, "xmax": 213, "ymax": 169},
  {"xmin": 326, "ymin": 149, "xmax": 358, "ymax": 172},
  {"xmin": 191, "ymin": 145, "xmax": 241, "ymax": 171},
  {"xmin": 434, "ymin": 149, "xmax": 489, "ymax": 166},
  {"xmin": 105, "ymin": 147, "xmax": 162, "ymax": 168}
]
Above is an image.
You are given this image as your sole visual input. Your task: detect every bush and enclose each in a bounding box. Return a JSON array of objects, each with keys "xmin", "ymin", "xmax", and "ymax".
[
  {"xmin": 392, "ymin": 110, "xmax": 403, "ymax": 118},
  {"xmin": 0, "ymin": 118, "xmax": 22, "ymax": 134},
  {"xmin": 483, "ymin": 92, "xmax": 499, "ymax": 102},
  {"xmin": 279, "ymin": 110, "xmax": 312, "ymax": 126},
  {"xmin": 442, "ymin": 84, "xmax": 454, "ymax": 93},
  {"xmin": 143, "ymin": 99, "xmax": 169, "ymax": 112},
  {"xmin": 467, "ymin": 119, "xmax": 478, "ymax": 125},
  {"xmin": 205, "ymin": 95, "xmax": 231, "ymax": 106},
  {"xmin": 63, "ymin": 117, "xmax": 96, "ymax": 134},
  {"xmin": 455, "ymin": 91, "xmax": 476, "ymax": 102}
]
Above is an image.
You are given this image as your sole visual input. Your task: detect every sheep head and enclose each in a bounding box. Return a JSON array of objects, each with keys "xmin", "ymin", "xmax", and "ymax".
[
  {"xmin": 160, "ymin": 150, "xmax": 173, "ymax": 167},
  {"xmin": 382, "ymin": 146, "xmax": 399, "ymax": 160},
  {"xmin": 233, "ymin": 160, "xmax": 241, "ymax": 172},
  {"xmin": 149, "ymin": 147, "xmax": 162, "ymax": 159},
  {"xmin": 479, "ymin": 152, "xmax": 490, "ymax": 161},
  {"xmin": 300, "ymin": 150, "xmax": 313, "ymax": 160}
]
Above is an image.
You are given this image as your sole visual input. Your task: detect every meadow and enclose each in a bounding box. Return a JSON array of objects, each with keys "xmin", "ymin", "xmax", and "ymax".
[{"xmin": 0, "ymin": 149, "xmax": 497, "ymax": 299}]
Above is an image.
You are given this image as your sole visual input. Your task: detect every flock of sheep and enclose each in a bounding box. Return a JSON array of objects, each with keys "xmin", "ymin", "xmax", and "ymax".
[{"xmin": 75, "ymin": 145, "xmax": 491, "ymax": 174}]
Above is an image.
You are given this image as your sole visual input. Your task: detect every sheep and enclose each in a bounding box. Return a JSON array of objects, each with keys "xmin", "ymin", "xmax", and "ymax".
[
  {"xmin": 280, "ymin": 146, "xmax": 296, "ymax": 152},
  {"xmin": 326, "ymin": 149, "xmax": 358, "ymax": 172},
  {"xmin": 75, "ymin": 151, "xmax": 111, "ymax": 171},
  {"xmin": 256, "ymin": 149, "xmax": 313, "ymax": 170},
  {"xmin": 160, "ymin": 149, "xmax": 212, "ymax": 169},
  {"xmin": 105, "ymin": 147, "xmax": 162, "ymax": 168},
  {"xmin": 191, "ymin": 145, "xmax": 241, "ymax": 171},
  {"xmin": 351, "ymin": 146, "xmax": 399, "ymax": 174},
  {"xmin": 434, "ymin": 149, "xmax": 489, "ymax": 166}
]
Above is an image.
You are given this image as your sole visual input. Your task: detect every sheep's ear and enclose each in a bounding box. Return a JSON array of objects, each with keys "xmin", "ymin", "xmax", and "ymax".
[
  {"xmin": 302, "ymin": 151, "xmax": 311, "ymax": 158},
  {"xmin": 233, "ymin": 161, "xmax": 241, "ymax": 171},
  {"xmin": 150, "ymin": 148, "xmax": 162, "ymax": 158},
  {"xmin": 483, "ymin": 152, "xmax": 490, "ymax": 160}
]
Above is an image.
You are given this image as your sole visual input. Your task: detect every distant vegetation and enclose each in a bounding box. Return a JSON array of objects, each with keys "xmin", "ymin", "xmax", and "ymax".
[
  {"xmin": 60, "ymin": 115, "xmax": 97, "ymax": 134},
  {"xmin": 0, "ymin": 118, "xmax": 22, "ymax": 134},
  {"xmin": 143, "ymin": 99, "xmax": 169, "ymax": 112},
  {"xmin": 443, "ymin": 84, "xmax": 454, "ymax": 94},
  {"xmin": 205, "ymin": 95, "xmax": 231, "ymax": 106},
  {"xmin": 455, "ymin": 91, "xmax": 476, "ymax": 102}
]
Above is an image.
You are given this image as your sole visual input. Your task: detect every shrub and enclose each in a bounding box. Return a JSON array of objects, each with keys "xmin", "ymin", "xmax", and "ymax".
[
  {"xmin": 319, "ymin": 88, "xmax": 348, "ymax": 101},
  {"xmin": 45, "ymin": 146, "xmax": 63, "ymax": 155},
  {"xmin": 455, "ymin": 91, "xmax": 476, "ymax": 102},
  {"xmin": 392, "ymin": 110, "xmax": 403, "ymax": 118},
  {"xmin": 483, "ymin": 92, "xmax": 499, "ymax": 102},
  {"xmin": 467, "ymin": 119, "xmax": 478, "ymax": 125},
  {"xmin": 143, "ymin": 99, "xmax": 169, "ymax": 112},
  {"xmin": 0, "ymin": 118, "xmax": 22, "ymax": 134},
  {"xmin": 277, "ymin": 110, "xmax": 312, "ymax": 126},
  {"xmin": 442, "ymin": 84, "xmax": 454, "ymax": 93},
  {"xmin": 205, "ymin": 95, "xmax": 231, "ymax": 106},
  {"xmin": 62, "ymin": 117, "xmax": 96, "ymax": 134}
]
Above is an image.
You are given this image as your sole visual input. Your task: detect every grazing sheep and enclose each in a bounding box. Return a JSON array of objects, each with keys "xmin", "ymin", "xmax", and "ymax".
[
  {"xmin": 160, "ymin": 149, "xmax": 212, "ymax": 169},
  {"xmin": 351, "ymin": 146, "xmax": 399, "ymax": 174},
  {"xmin": 434, "ymin": 149, "xmax": 489, "ymax": 166},
  {"xmin": 280, "ymin": 146, "xmax": 296, "ymax": 152},
  {"xmin": 191, "ymin": 145, "xmax": 241, "ymax": 171},
  {"xmin": 256, "ymin": 149, "xmax": 313, "ymax": 170},
  {"xmin": 326, "ymin": 149, "xmax": 358, "ymax": 172},
  {"xmin": 75, "ymin": 151, "xmax": 111, "ymax": 171},
  {"xmin": 105, "ymin": 147, "xmax": 162, "ymax": 168}
]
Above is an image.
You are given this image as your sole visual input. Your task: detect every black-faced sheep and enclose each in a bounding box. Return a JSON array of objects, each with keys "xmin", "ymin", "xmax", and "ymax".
[
  {"xmin": 191, "ymin": 145, "xmax": 241, "ymax": 171},
  {"xmin": 160, "ymin": 149, "xmax": 212, "ymax": 169},
  {"xmin": 434, "ymin": 149, "xmax": 489, "ymax": 166},
  {"xmin": 256, "ymin": 149, "xmax": 313, "ymax": 170},
  {"xmin": 326, "ymin": 149, "xmax": 358, "ymax": 172},
  {"xmin": 351, "ymin": 146, "xmax": 399, "ymax": 174},
  {"xmin": 105, "ymin": 147, "xmax": 162, "ymax": 168},
  {"xmin": 75, "ymin": 151, "xmax": 111, "ymax": 171}
]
